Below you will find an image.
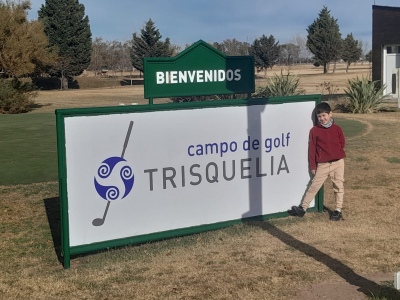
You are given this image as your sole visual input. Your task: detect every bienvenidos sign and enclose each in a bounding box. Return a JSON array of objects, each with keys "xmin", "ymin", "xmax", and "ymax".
[{"xmin": 56, "ymin": 40, "xmax": 322, "ymax": 269}]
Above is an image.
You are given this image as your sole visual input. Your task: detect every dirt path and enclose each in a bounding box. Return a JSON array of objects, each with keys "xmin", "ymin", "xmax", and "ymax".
[{"xmin": 296, "ymin": 273, "xmax": 394, "ymax": 299}]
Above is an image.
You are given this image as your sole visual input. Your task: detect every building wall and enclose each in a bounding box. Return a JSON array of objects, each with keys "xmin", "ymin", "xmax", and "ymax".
[{"xmin": 372, "ymin": 5, "xmax": 400, "ymax": 83}]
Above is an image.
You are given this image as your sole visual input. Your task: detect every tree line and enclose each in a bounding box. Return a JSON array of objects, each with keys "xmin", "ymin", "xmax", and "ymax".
[
  {"xmin": 89, "ymin": 6, "xmax": 369, "ymax": 77},
  {"xmin": 0, "ymin": 0, "xmax": 371, "ymax": 113}
]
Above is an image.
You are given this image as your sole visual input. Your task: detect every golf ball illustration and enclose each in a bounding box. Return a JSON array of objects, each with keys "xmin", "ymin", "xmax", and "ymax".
[{"xmin": 94, "ymin": 156, "xmax": 134, "ymax": 201}]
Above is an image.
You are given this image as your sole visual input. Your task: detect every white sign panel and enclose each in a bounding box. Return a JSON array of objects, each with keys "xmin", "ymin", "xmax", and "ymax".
[{"xmin": 64, "ymin": 102, "xmax": 315, "ymax": 247}]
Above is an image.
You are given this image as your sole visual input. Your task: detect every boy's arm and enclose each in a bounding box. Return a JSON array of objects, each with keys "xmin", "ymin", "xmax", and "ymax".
[
  {"xmin": 308, "ymin": 129, "xmax": 317, "ymax": 171},
  {"xmin": 339, "ymin": 127, "xmax": 345, "ymax": 149}
]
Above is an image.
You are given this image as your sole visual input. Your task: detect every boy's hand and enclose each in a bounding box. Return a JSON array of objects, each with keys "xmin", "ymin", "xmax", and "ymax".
[{"xmin": 311, "ymin": 170, "xmax": 316, "ymax": 176}]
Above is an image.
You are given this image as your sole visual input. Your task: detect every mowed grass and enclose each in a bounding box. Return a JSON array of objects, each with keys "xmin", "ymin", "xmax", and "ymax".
[
  {"xmin": 0, "ymin": 113, "xmax": 57, "ymax": 185},
  {"xmin": 335, "ymin": 117, "xmax": 366, "ymax": 139}
]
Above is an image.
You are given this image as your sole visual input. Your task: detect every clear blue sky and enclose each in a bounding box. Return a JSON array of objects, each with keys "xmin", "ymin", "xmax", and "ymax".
[{"xmin": 28, "ymin": 0, "xmax": 400, "ymax": 49}]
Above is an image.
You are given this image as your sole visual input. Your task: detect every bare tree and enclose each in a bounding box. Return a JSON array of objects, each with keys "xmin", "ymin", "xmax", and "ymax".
[
  {"xmin": 169, "ymin": 44, "xmax": 181, "ymax": 56},
  {"xmin": 106, "ymin": 41, "xmax": 127, "ymax": 76},
  {"xmin": 359, "ymin": 40, "xmax": 370, "ymax": 65},
  {"xmin": 290, "ymin": 35, "xmax": 312, "ymax": 64},
  {"xmin": 88, "ymin": 39, "xmax": 132, "ymax": 76},
  {"xmin": 279, "ymin": 43, "xmax": 300, "ymax": 65},
  {"xmin": 87, "ymin": 38, "xmax": 108, "ymax": 75},
  {"xmin": 212, "ymin": 39, "xmax": 250, "ymax": 56}
]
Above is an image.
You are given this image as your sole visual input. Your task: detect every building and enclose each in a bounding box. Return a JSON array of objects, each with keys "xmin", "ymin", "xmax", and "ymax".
[{"xmin": 372, "ymin": 5, "xmax": 400, "ymax": 97}]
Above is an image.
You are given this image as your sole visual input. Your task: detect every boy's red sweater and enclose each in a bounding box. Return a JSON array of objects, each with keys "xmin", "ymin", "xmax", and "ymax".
[{"xmin": 308, "ymin": 121, "xmax": 346, "ymax": 170}]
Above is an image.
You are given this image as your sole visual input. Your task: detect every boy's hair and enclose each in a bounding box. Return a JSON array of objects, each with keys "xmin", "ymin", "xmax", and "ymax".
[{"xmin": 315, "ymin": 102, "xmax": 331, "ymax": 114}]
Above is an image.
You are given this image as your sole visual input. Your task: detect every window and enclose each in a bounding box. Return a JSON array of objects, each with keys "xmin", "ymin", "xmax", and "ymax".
[{"xmin": 392, "ymin": 73, "xmax": 396, "ymax": 94}]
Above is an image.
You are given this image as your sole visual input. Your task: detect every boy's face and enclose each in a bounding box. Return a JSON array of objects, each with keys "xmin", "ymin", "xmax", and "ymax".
[{"xmin": 317, "ymin": 111, "xmax": 333, "ymax": 125}]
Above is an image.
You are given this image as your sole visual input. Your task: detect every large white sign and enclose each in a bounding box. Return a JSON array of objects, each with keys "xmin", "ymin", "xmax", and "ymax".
[{"xmin": 64, "ymin": 101, "xmax": 315, "ymax": 247}]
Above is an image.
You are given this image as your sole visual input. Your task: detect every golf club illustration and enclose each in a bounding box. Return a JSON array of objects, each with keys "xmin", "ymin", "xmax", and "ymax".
[{"xmin": 92, "ymin": 120, "xmax": 134, "ymax": 226}]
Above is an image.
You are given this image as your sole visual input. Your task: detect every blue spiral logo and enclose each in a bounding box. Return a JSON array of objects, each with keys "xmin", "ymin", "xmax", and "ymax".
[{"xmin": 94, "ymin": 156, "xmax": 134, "ymax": 201}]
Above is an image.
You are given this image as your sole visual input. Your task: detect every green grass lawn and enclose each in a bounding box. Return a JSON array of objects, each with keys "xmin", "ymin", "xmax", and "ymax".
[
  {"xmin": 0, "ymin": 113, "xmax": 57, "ymax": 185},
  {"xmin": 0, "ymin": 114, "xmax": 365, "ymax": 186},
  {"xmin": 334, "ymin": 117, "xmax": 365, "ymax": 139}
]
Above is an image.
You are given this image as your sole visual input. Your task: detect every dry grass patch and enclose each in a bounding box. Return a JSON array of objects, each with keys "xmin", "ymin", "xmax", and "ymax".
[
  {"xmin": 2, "ymin": 112, "xmax": 400, "ymax": 299},
  {"xmin": 29, "ymin": 63, "xmax": 373, "ymax": 114},
  {"xmin": 255, "ymin": 63, "xmax": 371, "ymax": 95},
  {"xmin": 31, "ymin": 86, "xmax": 149, "ymax": 113}
]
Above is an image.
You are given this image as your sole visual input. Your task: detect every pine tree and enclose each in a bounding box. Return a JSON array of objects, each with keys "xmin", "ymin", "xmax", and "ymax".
[
  {"xmin": 342, "ymin": 33, "xmax": 362, "ymax": 73},
  {"xmin": 307, "ymin": 6, "xmax": 342, "ymax": 73},
  {"xmin": 250, "ymin": 35, "xmax": 280, "ymax": 76},
  {"xmin": 38, "ymin": 0, "xmax": 91, "ymax": 89},
  {"xmin": 365, "ymin": 50, "xmax": 372, "ymax": 64},
  {"xmin": 130, "ymin": 19, "xmax": 171, "ymax": 73}
]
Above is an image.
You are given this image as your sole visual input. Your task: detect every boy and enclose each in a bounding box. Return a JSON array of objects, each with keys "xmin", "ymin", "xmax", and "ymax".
[{"xmin": 290, "ymin": 102, "xmax": 346, "ymax": 221}]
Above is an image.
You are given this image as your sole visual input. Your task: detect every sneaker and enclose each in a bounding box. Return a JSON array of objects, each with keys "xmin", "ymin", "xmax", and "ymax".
[
  {"xmin": 290, "ymin": 205, "xmax": 306, "ymax": 217},
  {"xmin": 330, "ymin": 210, "xmax": 342, "ymax": 221}
]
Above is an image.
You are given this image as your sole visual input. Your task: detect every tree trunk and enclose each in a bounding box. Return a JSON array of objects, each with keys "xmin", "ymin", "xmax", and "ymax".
[
  {"xmin": 62, "ymin": 77, "xmax": 68, "ymax": 90},
  {"xmin": 323, "ymin": 63, "xmax": 328, "ymax": 74},
  {"xmin": 60, "ymin": 73, "xmax": 68, "ymax": 90}
]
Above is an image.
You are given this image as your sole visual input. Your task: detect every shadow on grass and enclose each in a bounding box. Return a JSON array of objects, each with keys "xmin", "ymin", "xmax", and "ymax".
[
  {"xmin": 43, "ymin": 195, "xmax": 146, "ymax": 266},
  {"xmin": 246, "ymin": 220, "xmax": 400, "ymax": 298},
  {"xmin": 321, "ymin": 93, "xmax": 347, "ymax": 102},
  {"xmin": 44, "ymin": 196, "xmax": 63, "ymax": 264},
  {"xmin": 30, "ymin": 102, "xmax": 52, "ymax": 112}
]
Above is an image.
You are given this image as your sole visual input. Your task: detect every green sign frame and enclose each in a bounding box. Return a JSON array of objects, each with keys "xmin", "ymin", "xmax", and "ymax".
[
  {"xmin": 55, "ymin": 95, "xmax": 323, "ymax": 269},
  {"xmin": 144, "ymin": 40, "xmax": 255, "ymax": 100},
  {"xmin": 55, "ymin": 41, "xmax": 323, "ymax": 269}
]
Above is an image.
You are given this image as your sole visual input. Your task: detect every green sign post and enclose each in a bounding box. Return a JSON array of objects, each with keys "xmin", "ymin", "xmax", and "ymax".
[{"xmin": 144, "ymin": 40, "xmax": 255, "ymax": 103}]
